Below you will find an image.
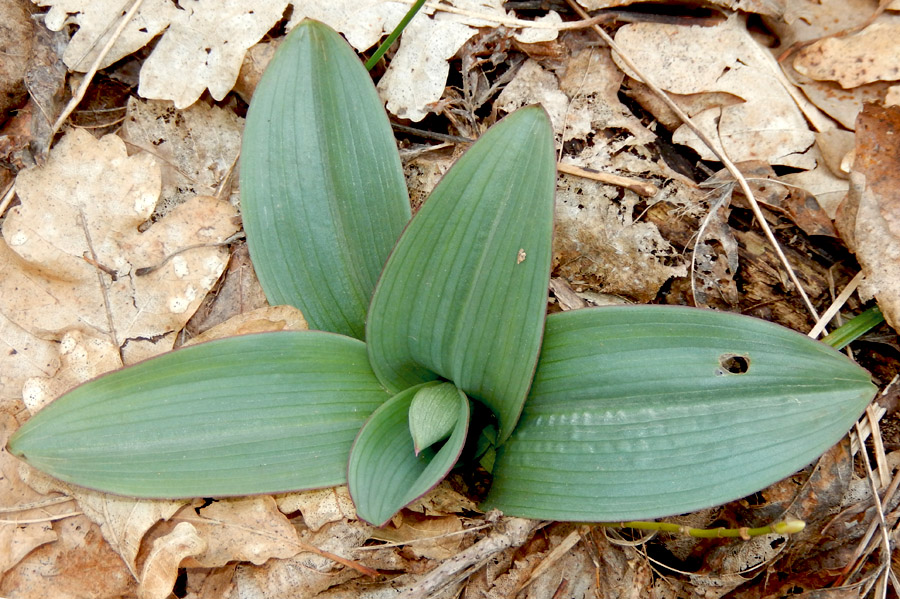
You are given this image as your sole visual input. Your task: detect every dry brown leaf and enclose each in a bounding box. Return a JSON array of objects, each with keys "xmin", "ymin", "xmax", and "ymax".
[
  {"xmin": 180, "ymin": 496, "xmax": 303, "ymax": 568},
  {"xmin": 0, "ymin": 313, "xmax": 59, "ymax": 403},
  {"xmin": 613, "ymin": 15, "xmax": 817, "ymax": 168},
  {"xmin": 139, "ymin": 522, "xmax": 208, "ymax": 599},
  {"xmin": 794, "ymin": 17, "xmax": 900, "ymax": 89},
  {"xmin": 18, "ymin": 464, "xmax": 187, "ymax": 578},
  {"xmin": 186, "ymin": 305, "xmax": 307, "ymax": 346},
  {"xmin": 841, "ymin": 103, "xmax": 900, "ymax": 329},
  {"xmin": 373, "ymin": 512, "xmax": 464, "ymax": 560},
  {"xmin": 21, "ymin": 330, "xmax": 121, "ymax": 414},
  {"xmin": 1, "ymin": 129, "xmax": 239, "ymax": 368},
  {"xmin": 0, "ymin": 514, "xmax": 137, "ymax": 599},
  {"xmin": 233, "ymin": 519, "xmax": 371, "ymax": 598}
]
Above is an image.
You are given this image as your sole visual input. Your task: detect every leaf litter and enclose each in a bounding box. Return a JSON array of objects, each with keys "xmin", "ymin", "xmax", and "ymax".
[{"xmin": 2, "ymin": 0, "xmax": 900, "ymax": 598}]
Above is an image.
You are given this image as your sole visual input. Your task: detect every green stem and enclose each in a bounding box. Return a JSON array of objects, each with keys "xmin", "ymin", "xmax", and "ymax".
[
  {"xmin": 598, "ymin": 519, "xmax": 805, "ymax": 539},
  {"xmin": 365, "ymin": 0, "xmax": 427, "ymax": 71}
]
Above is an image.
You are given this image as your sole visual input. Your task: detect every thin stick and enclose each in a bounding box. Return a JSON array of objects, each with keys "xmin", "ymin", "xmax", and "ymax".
[
  {"xmin": 852, "ymin": 421, "xmax": 892, "ymax": 599},
  {"xmin": 808, "ymin": 271, "xmax": 863, "ymax": 339},
  {"xmin": 0, "ymin": 495, "xmax": 74, "ymax": 513},
  {"xmin": 0, "ymin": 181, "xmax": 15, "ymax": 218},
  {"xmin": 0, "ymin": 512, "xmax": 83, "ymax": 524},
  {"xmin": 564, "ymin": 0, "xmax": 819, "ymax": 320},
  {"xmin": 557, "ymin": 163, "xmax": 658, "ymax": 197},
  {"xmin": 50, "ymin": 0, "xmax": 146, "ymax": 139}
]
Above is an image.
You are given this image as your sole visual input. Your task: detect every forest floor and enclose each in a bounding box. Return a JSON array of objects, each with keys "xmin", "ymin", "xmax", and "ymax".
[{"xmin": 0, "ymin": 0, "xmax": 899, "ymax": 598}]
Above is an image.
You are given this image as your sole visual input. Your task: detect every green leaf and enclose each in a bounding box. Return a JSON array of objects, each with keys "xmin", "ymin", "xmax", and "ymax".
[
  {"xmin": 240, "ymin": 20, "xmax": 411, "ymax": 339},
  {"xmin": 348, "ymin": 382, "xmax": 470, "ymax": 526},
  {"xmin": 485, "ymin": 306, "xmax": 876, "ymax": 521},
  {"xmin": 8, "ymin": 332, "xmax": 390, "ymax": 498},
  {"xmin": 409, "ymin": 382, "xmax": 463, "ymax": 454},
  {"xmin": 366, "ymin": 106, "xmax": 556, "ymax": 442}
]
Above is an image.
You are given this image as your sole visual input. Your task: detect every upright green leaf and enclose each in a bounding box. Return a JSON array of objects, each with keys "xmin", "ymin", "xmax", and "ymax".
[
  {"xmin": 366, "ymin": 106, "xmax": 556, "ymax": 442},
  {"xmin": 241, "ymin": 20, "xmax": 411, "ymax": 339},
  {"xmin": 485, "ymin": 306, "xmax": 876, "ymax": 521},
  {"xmin": 408, "ymin": 382, "xmax": 463, "ymax": 454},
  {"xmin": 348, "ymin": 382, "xmax": 470, "ymax": 526},
  {"xmin": 8, "ymin": 332, "xmax": 390, "ymax": 498}
]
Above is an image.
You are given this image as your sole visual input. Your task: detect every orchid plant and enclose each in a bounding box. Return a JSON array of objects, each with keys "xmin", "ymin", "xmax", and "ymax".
[{"xmin": 8, "ymin": 21, "xmax": 876, "ymax": 527}]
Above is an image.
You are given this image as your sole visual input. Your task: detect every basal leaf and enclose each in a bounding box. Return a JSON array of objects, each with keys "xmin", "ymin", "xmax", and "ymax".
[
  {"xmin": 8, "ymin": 332, "xmax": 390, "ymax": 498},
  {"xmin": 485, "ymin": 306, "xmax": 876, "ymax": 521},
  {"xmin": 348, "ymin": 382, "xmax": 470, "ymax": 526},
  {"xmin": 240, "ymin": 20, "xmax": 411, "ymax": 339},
  {"xmin": 366, "ymin": 106, "xmax": 556, "ymax": 442}
]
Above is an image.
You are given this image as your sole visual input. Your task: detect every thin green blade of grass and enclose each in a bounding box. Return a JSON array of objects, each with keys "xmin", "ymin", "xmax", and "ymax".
[{"xmin": 822, "ymin": 305, "xmax": 884, "ymax": 350}]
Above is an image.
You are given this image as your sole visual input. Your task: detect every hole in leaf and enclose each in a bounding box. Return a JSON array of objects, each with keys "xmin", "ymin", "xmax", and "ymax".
[{"xmin": 718, "ymin": 353, "xmax": 750, "ymax": 374}]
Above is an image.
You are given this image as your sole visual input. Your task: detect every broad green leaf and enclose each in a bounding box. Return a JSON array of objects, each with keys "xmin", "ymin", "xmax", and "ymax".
[
  {"xmin": 348, "ymin": 382, "xmax": 470, "ymax": 526},
  {"xmin": 366, "ymin": 106, "xmax": 556, "ymax": 442},
  {"xmin": 409, "ymin": 382, "xmax": 462, "ymax": 454},
  {"xmin": 240, "ymin": 20, "xmax": 411, "ymax": 339},
  {"xmin": 485, "ymin": 306, "xmax": 876, "ymax": 521},
  {"xmin": 8, "ymin": 332, "xmax": 390, "ymax": 498}
]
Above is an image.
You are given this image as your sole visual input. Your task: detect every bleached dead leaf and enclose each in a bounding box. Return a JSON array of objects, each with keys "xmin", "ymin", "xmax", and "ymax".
[
  {"xmin": 2, "ymin": 129, "xmax": 239, "ymax": 366},
  {"xmin": 794, "ymin": 17, "xmax": 900, "ymax": 89},
  {"xmin": 276, "ymin": 486, "xmax": 357, "ymax": 532},
  {"xmin": 138, "ymin": 1, "xmax": 290, "ymax": 108},
  {"xmin": 377, "ymin": 13, "xmax": 477, "ymax": 121},
  {"xmin": 37, "ymin": 0, "xmax": 177, "ymax": 71},
  {"xmin": 613, "ymin": 15, "xmax": 816, "ymax": 168},
  {"xmin": 139, "ymin": 522, "xmax": 207, "ymax": 599}
]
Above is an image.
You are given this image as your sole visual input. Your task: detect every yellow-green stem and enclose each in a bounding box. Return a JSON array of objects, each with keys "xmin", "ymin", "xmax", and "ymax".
[{"xmin": 599, "ymin": 519, "xmax": 805, "ymax": 539}]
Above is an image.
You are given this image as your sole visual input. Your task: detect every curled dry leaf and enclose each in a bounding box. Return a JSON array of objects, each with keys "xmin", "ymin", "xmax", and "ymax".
[
  {"xmin": 276, "ymin": 486, "xmax": 357, "ymax": 532},
  {"xmin": 139, "ymin": 522, "xmax": 207, "ymax": 599},
  {"xmin": 838, "ymin": 103, "xmax": 900, "ymax": 329}
]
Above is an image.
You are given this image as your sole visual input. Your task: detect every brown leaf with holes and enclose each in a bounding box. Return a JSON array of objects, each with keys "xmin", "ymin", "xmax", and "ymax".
[{"xmin": 0, "ymin": 129, "xmax": 239, "ymax": 376}]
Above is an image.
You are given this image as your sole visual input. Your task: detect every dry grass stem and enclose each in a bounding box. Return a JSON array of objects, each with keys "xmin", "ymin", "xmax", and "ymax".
[
  {"xmin": 50, "ymin": 0, "xmax": 147, "ymax": 139},
  {"xmin": 808, "ymin": 271, "xmax": 864, "ymax": 339},
  {"xmin": 557, "ymin": 163, "xmax": 658, "ymax": 197}
]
